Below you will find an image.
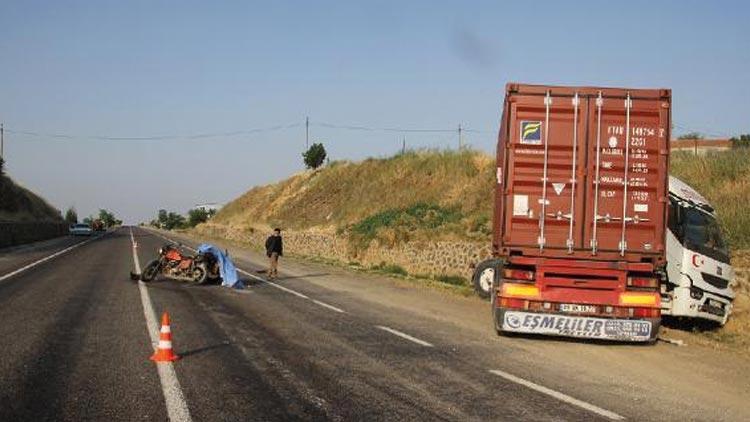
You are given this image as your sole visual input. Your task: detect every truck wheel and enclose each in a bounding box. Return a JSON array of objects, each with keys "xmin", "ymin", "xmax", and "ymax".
[{"xmin": 472, "ymin": 259, "xmax": 503, "ymax": 299}]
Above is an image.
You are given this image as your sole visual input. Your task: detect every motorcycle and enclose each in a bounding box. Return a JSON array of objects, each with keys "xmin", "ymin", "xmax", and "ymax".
[{"xmin": 141, "ymin": 243, "xmax": 219, "ymax": 284}]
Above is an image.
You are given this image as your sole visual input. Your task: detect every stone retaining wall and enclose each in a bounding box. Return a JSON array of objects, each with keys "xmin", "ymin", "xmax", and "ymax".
[
  {"xmin": 195, "ymin": 223, "xmax": 493, "ymax": 280},
  {"xmin": 0, "ymin": 221, "xmax": 68, "ymax": 249}
]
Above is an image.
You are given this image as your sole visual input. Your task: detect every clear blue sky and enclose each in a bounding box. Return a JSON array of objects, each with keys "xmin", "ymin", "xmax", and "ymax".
[{"xmin": 1, "ymin": 0, "xmax": 748, "ymax": 223}]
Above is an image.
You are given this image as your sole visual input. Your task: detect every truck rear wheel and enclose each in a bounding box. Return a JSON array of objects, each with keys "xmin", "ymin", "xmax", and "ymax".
[{"xmin": 472, "ymin": 259, "xmax": 503, "ymax": 299}]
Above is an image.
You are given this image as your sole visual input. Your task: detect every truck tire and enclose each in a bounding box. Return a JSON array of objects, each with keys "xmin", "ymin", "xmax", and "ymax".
[{"xmin": 472, "ymin": 259, "xmax": 504, "ymax": 299}]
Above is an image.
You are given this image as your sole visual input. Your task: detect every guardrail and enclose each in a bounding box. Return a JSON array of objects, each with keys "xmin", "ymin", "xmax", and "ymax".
[{"xmin": 0, "ymin": 221, "xmax": 68, "ymax": 249}]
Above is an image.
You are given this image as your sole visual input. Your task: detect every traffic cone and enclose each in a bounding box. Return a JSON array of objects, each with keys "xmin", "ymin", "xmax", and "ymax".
[{"xmin": 150, "ymin": 312, "xmax": 180, "ymax": 362}]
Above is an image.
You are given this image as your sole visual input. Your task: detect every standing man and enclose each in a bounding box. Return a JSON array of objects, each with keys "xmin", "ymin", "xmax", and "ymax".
[{"xmin": 265, "ymin": 228, "xmax": 283, "ymax": 280}]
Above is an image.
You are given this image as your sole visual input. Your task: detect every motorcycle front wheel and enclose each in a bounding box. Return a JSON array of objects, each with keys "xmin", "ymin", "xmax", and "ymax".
[{"xmin": 141, "ymin": 260, "xmax": 161, "ymax": 282}]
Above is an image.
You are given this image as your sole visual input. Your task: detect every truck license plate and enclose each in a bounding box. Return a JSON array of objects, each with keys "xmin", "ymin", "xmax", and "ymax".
[{"xmin": 559, "ymin": 304, "xmax": 597, "ymax": 314}]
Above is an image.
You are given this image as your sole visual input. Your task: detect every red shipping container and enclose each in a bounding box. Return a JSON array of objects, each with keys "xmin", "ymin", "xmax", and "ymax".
[{"xmin": 493, "ymin": 83, "xmax": 671, "ymax": 266}]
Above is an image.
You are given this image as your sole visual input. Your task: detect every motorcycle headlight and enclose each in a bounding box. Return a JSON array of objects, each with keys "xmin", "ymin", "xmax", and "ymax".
[{"xmin": 158, "ymin": 247, "xmax": 163, "ymax": 255}]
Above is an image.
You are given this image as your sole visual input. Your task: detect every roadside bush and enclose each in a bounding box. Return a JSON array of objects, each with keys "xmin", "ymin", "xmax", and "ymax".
[
  {"xmin": 730, "ymin": 134, "xmax": 750, "ymax": 148},
  {"xmin": 371, "ymin": 262, "xmax": 408, "ymax": 276},
  {"xmin": 187, "ymin": 208, "xmax": 214, "ymax": 228},
  {"xmin": 436, "ymin": 275, "xmax": 468, "ymax": 286},
  {"xmin": 349, "ymin": 203, "xmax": 463, "ymax": 250}
]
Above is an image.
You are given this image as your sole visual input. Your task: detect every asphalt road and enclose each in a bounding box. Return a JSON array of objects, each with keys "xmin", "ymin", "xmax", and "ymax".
[{"xmin": 0, "ymin": 227, "xmax": 748, "ymax": 421}]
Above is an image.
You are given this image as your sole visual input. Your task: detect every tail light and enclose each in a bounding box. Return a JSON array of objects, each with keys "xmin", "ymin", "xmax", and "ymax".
[
  {"xmin": 619, "ymin": 292, "xmax": 660, "ymax": 307},
  {"xmin": 627, "ymin": 277, "xmax": 659, "ymax": 288},
  {"xmin": 502, "ymin": 283, "xmax": 540, "ymax": 298},
  {"xmin": 499, "ymin": 297, "xmax": 528, "ymax": 309},
  {"xmin": 503, "ymin": 268, "xmax": 535, "ymax": 282},
  {"xmin": 631, "ymin": 307, "xmax": 661, "ymax": 318}
]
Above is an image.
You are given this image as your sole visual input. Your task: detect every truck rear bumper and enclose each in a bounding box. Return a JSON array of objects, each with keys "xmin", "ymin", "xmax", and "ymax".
[{"xmin": 494, "ymin": 309, "xmax": 659, "ymax": 342}]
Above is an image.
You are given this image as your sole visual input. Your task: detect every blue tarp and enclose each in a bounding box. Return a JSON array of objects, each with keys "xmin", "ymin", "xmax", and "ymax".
[{"xmin": 197, "ymin": 243, "xmax": 243, "ymax": 289}]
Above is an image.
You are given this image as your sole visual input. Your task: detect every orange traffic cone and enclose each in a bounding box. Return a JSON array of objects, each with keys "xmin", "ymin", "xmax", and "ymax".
[{"xmin": 150, "ymin": 312, "xmax": 180, "ymax": 362}]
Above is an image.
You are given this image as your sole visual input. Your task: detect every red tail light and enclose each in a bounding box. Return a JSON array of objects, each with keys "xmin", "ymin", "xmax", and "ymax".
[
  {"xmin": 499, "ymin": 297, "xmax": 527, "ymax": 309},
  {"xmin": 631, "ymin": 307, "xmax": 660, "ymax": 318},
  {"xmin": 627, "ymin": 277, "xmax": 659, "ymax": 288},
  {"xmin": 503, "ymin": 269, "xmax": 535, "ymax": 281}
]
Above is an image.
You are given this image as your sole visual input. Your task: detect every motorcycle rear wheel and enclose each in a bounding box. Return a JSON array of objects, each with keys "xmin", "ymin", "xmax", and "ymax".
[{"xmin": 191, "ymin": 264, "xmax": 208, "ymax": 284}]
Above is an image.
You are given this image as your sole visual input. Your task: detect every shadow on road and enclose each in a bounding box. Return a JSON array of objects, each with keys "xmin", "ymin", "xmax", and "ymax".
[{"xmin": 179, "ymin": 341, "xmax": 231, "ymax": 358}]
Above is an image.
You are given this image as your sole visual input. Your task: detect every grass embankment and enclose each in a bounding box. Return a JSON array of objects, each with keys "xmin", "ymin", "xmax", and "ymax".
[
  {"xmin": 0, "ymin": 174, "xmax": 61, "ymax": 222},
  {"xmin": 215, "ymin": 149, "xmax": 495, "ymax": 243}
]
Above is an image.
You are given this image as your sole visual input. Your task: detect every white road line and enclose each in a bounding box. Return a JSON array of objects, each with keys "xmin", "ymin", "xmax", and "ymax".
[
  {"xmin": 311, "ymin": 299, "xmax": 346, "ymax": 313},
  {"xmin": 488, "ymin": 369, "xmax": 625, "ymax": 421},
  {"xmin": 146, "ymin": 229, "xmax": 347, "ymax": 314},
  {"xmin": 130, "ymin": 228, "xmax": 193, "ymax": 422},
  {"xmin": 375, "ymin": 325, "xmax": 434, "ymax": 347},
  {"xmin": 0, "ymin": 236, "xmax": 98, "ymax": 283}
]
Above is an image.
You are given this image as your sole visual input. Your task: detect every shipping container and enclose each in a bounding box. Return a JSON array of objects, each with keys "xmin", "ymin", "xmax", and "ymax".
[
  {"xmin": 494, "ymin": 83, "xmax": 671, "ymax": 264},
  {"xmin": 480, "ymin": 83, "xmax": 671, "ymax": 343}
]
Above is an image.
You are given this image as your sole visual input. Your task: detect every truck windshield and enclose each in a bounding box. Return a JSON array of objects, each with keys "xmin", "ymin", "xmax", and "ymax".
[{"xmin": 682, "ymin": 207, "xmax": 730, "ymax": 263}]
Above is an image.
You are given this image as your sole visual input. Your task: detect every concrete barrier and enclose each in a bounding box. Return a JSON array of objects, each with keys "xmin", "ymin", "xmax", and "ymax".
[{"xmin": 0, "ymin": 221, "xmax": 68, "ymax": 249}]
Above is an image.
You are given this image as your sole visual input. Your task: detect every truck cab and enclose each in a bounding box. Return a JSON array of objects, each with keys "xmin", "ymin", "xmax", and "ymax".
[{"xmin": 662, "ymin": 176, "xmax": 735, "ymax": 325}]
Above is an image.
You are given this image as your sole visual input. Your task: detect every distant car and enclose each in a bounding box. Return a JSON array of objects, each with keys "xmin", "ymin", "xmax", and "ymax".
[{"xmin": 69, "ymin": 223, "xmax": 93, "ymax": 236}]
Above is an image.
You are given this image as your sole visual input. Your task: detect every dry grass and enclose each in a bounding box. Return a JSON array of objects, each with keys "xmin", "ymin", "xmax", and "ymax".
[
  {"xmin": 0, "ymin": 175, "xmax": 62, "ymax": 222},
  {"xmin": 214, "ymin": 149, "xmax": 496, "ymax": 242}
]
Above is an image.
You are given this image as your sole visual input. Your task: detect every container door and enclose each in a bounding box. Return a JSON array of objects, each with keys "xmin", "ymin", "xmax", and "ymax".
[
  {"xmin": 503, "ymin": 91, "xmax": 588, "ymax": 252},
  {"xmin": 583, "ymin": 92, "xmax": 669, "ymax": 257}
]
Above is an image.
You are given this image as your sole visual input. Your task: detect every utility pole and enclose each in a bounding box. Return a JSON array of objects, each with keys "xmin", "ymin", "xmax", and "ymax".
[
  {"xmin": 1, "ymin": 123, "xmax": 4, "ymax": 159},
  {"xmin": 402, "ymin": 137, "xmax": 406, "ymax": 154},
  {"xmin": 458, "ymin": 124, "xmax": 463, "ymax": 150},
  {"xmin": 305, "ymin": 116, "xmax": 309, "ymax": 149}
]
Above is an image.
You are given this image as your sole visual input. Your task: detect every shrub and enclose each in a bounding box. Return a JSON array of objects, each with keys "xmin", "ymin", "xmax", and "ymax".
[
  {"xmin": 303, "ymin": 143, "xmax": 327, "ymax": 169},
  {"xmin": 730, "ymin": 134, "xmax": 750, "ymax": 149},
  {"xmin": 187, "ymin": 208, "xmax": 213, "ymax": 227},
  {"xmin": 371, "ymin": 262, "xmax": 408, "ymax": 276},
  {"xmin": 349, "ymin": 203, "xmax": 463, "ymax": 249},
  {"xmin": 436, "ymin": 275, "xmax": 467, "ymax": 286}
]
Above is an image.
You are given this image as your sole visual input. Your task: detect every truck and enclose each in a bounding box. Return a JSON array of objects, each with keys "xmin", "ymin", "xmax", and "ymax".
[
  {"xmin": 473, "ymin": 174, "xmax": 737, "ymax": 329},
  {"xmin": 474, "ymin": 83, "xmax": 672, "ymax": 342},
  {"xmin": 662, "ymin": 176, "xmax": 735, "ymax": 325}
]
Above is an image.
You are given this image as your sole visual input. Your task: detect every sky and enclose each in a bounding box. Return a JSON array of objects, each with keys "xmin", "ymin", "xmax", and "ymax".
[{"xmin": 1, "ymin": 0, "xmax": 748, "ymax": 223}]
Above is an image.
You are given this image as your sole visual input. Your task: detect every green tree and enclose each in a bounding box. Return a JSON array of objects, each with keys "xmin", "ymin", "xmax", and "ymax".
[
  {"xmin": 303, "ymin": 142, "xmax": 327, "ymax": 169},
  {"xmin": 64, "ymin": 207, "xmax": 78, "ymax": 224},
  {"xmin": 0, "ymin": 156, "xmax": 5, "ymax": 176},
  {"xmin": 98, "ymin": 209, "xmax": 117, "ymax": 227},
  {"xmin": 678, "ymin": 132, "xmax": 704, "ymax": 140},
  {"xmin": 157, "ymin": 209, "xmax": 169, "ymax": 228},
  {"xmin": 165, "ymin": 212, "xmax": 186, "ymax": 230},
  {"xmin": 187, "ymin": 208, "xmax": 210, "ymax": 227},
  {"xmin": 83, "ymin": 216, "xmax": 93, "ymax": 225},
  {"xmin": 730, "ymin": 134, "xmax": 750, "ymax": 148}
]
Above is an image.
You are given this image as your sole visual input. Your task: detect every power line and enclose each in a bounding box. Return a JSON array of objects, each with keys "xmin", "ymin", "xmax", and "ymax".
[
  {"xmin": 4, "ymin": 123, "xmax": 303, "ymax": 141},
  {"xmin": 3, "ymin": 118, "xmax": 495, "ymax": 143}
]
